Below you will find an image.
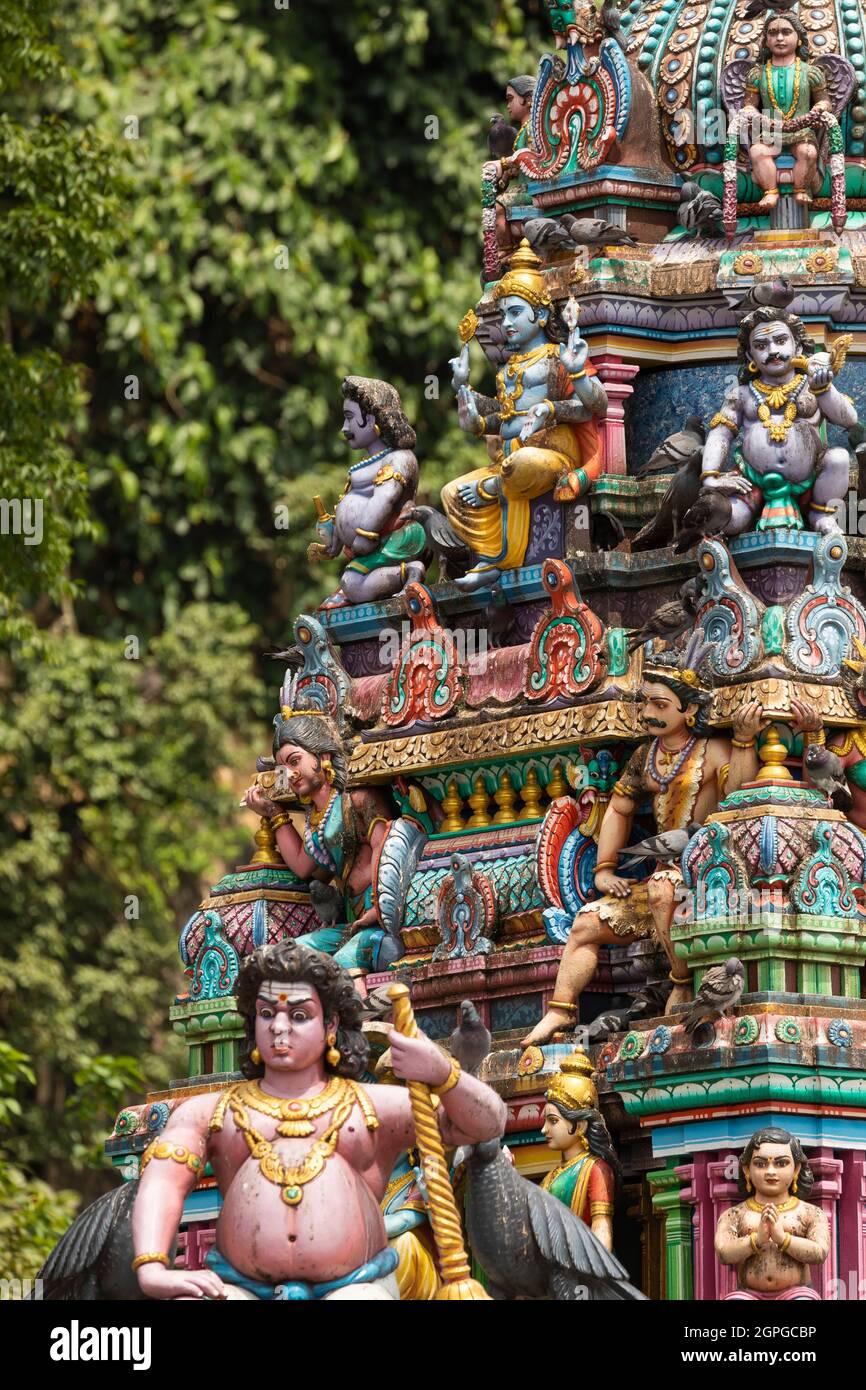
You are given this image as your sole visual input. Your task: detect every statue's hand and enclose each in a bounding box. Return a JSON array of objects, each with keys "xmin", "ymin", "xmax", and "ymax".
[
  {"xmin": 732, "ymin": 699, "xmax": 768, "ymax": 744},
  {"xmin": 307, "ymin": 541, "xmax": 329, "ymax": 563},
  {"xmin": 519, "ymin": 401, "xmax": 553, "ymax": 441},
  {"xmin": 455, "ymin": 387, "xmax": 483, "ymax": 437},
  {"xmin": 593, "ymin": 869, "xmax": 632, "ymax": 898},
  {"xmin": 387, "ymin": 1028, "xmax": 453, "ymax": 1088},
  {"xmin": 482, "ymin": 159, "xmax": 503, "ymax": 183},
  {"xmin": 450, "ymin": 344, "xmax": 471, "ymax": 391},
  {"xmin": 457, "ymin": 479, "xmax": 496, "ymax": 509},
  {"xmin": 560, "ymin": 333, "xmax": 589, "ymax": 377},
  {"xmin": 808, "ymin": 352, "xmax": 833, "ymax": 392},
  {"xmin": 244, "ymin": 785, "xmax": 281, "ymax": 818},
  {"xmin": 703, "ymin": 472, "xmax": 753, "ymax": 497},
  {"xmin": 790, "ymin": 697, "xmax": 823, "ymax": 735},
  {"xmin": 137, "ymin": 1265, "xmax": 227, "ymax": 1300}
]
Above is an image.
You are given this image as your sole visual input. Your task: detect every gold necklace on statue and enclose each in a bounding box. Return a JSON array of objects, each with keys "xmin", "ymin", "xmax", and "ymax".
[
  {"xmin": 497, "ymin": 343, "xmax": 557, "ymax": 419},
  {"xmin": 766, "ymin": 58, "xmax": 801, "ymax": 120},
  {"xmin": 750, "ymin": 373, "xmax": 806, "ymax": 444},
  {"xmin": 746, "ymin": 1195, "xmax": 799, "ymax": 1214},
  {"xmin": 239, "ymin": 1076, "xmax": 347, "ymax": 1137}
]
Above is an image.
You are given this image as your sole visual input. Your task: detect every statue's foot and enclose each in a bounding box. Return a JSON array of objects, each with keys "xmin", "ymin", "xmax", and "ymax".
[
  {"xmin": 794, "ymin": 188, "xmax": 813, "ymax": 205},
  {"xmin": 757, "ymin": 188, "xmax": 779, "ymax": 212},
  {"xmin": 553, "ymin": 471, "xmax": 583, "ymax": 503},
  {"xmin": 665, "ymin": 984, "xmax": 693, "ymax": 1014},
  {"xmin": 452, "ymin": 565, "xmax": 502, "ymax": 593},
  {"xmin": 319, "ymin": 590, "xmax": 350, "ymax": 610},
  {"xmin": 522, "ymin": 1006, "xmax": 578, "ymax": 1046},
  {"xmin": 809, "ymin": 509, "xmax": 842, "ymax": 535}
]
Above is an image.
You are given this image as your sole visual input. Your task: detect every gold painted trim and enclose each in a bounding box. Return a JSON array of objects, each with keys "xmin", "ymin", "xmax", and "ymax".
[{"xmin": 198, "ymin": 889, "xmax": 310, "ymax": 909}]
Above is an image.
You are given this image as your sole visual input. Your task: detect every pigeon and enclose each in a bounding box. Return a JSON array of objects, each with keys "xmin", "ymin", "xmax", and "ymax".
[
  {"xmin": 591, "ymin": 509, "xmax": 625, "ymax": 551},
  {"xmin": 488, "ymin": 114, "xmax": 518, "ymax": 159},
  {"xmin": 848, "ymin": 422, "xmax": 866, "ymax": 474},
  {"xmin": 678, "ymin": 182, "xmax": 724, "ymax": 236},
  {"xmin": 627, "ymin": 576, "xmax": 703, "ymax": 650},
  {"xmin": 585, "ymin": 1004, "xmax": 635, "ymax": 1041},
  {"xmin": 34, "ymin": 1180, "xmax": 156, "ymax": 1300},
  {"xmin": 481, "ymin": 585, "xmax": 514, "ymax": 648},
  {"xmin": 635, "ymin": 415, "xmax": 705, "ymax": 479},
  {"xmin": 309, "ymin": 880, "xmax": 346, "ymax": 926},
  {"xmin": 631, "ymin": 453, "xmax": 704, "ymax": 552},
  {"xmin": 266, "ymin": 645, "xmax": 304, "ymax": 670},
  {"xmin": 447, "ymin": 1000, "xmax": 492, "ymax": 1075},
  {"xmin": 464, "ymin": 1140, "xmax": 646, "ymax": 1300},
  {"xmin": 403, "ymin": 505, "xmax": 472, "ymax": 581},
  {"xmin": 742, "ymin": 0, "xmax": 798, "ymax": 17},
  {"xmin": 523, "ymin": 215, "xmax": 635, "ymax": 258},
  {"xmin": 803, "ymin": 744, "xmax": 853, "ymax": 811},
  {"xmin": 742, "ymin": 277, "xmax": 795, "ymax": 313},
  {"xmin": 616, "ymin": 822, "xmax": 702, "ymax": 871},
  {"xmin": 673, "ymin": 489, "xmax": 733, "ymax": 553},
  {"xmin": 359, "ymin": 972, "xmax": 413, "ymax": 1019},
  {"xmin": 601, "ymin": 0, "xmax": 624, "ymax": 38},
  {"xmin": 683, "ymin": 957, "xmax": 745, "ymax": 1034}
]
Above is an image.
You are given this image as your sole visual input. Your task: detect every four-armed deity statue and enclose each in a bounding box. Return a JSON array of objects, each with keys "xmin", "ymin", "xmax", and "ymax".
[
  {"xmin": 310, "ymin": 376, "xmax": 428, "ymax": 609},
  {"xmin": 442, "ymin": 241, "xmax": 606, "ymax": 590},
  {"xmin": 132, "ymin": 942, "xmax": 506, "ymax": 1300},
  {"xmin": 702, "ymin": 306, "xmax": 856, "ymax": 534},
  {"xmin": 715, "ymin": 1127, "xmax": 830, "ymax": 1301}
]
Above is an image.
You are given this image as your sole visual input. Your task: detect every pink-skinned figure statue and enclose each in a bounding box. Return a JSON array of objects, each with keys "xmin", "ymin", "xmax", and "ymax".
[{"xmin": 131, "ymin": 941, "xmax": 506, "ymax": 1301}]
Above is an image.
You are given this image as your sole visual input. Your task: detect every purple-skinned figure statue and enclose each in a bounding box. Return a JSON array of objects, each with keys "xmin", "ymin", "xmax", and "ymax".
[
  {"xmin": 310, "ymin": 376, "xmax": 428, "ymax": 610},
  {"xmin": 132, "ymin": 940, "xmax": 506, "ymax": 1301},
  {"xmin": 701, "ymin": 308, "xmax": 855, "ymax": 535}
]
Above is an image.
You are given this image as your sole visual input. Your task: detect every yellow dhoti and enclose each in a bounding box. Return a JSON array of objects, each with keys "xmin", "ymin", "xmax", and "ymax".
[{"xmin": 441, "ymin": 424, "xmax": 582, "ymax": 572}]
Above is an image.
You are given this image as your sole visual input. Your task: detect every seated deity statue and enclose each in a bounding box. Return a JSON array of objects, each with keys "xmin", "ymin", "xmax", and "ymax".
[
  {"xmin": 310, "ymin": 376, "xmax": 427, "ymax": 610},
  {"xmin": 701, "ymin": 307, "xmax": 856, "ymax": 535},
  {"xmin": 716, "ymin": 1127, "xmax": 829, "ymax": 1300},
  {"xmin": 243, "ymin": 705, "xmax": 400, "ymax": 974},
  {"xmin": 442, "ymin": 240, "xmax": 607, "ymax": 591},
  {"xmin": 131, "ymin": 941, "xmax": 506, "ymax": 1300}
]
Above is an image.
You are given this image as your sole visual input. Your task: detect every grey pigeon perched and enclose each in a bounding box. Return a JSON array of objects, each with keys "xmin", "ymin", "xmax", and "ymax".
[
  {"xmin": 309, "ymin": 880, "xmax": 346, "ymax": 926},
  {"xmin": 34, "ymin": 1180, "xmax": 154, "ymax": 1300},
  {"xmin": 636, "ymin": 415, "xmax": 705, "ymax": 479},
  {"xmin": 627, "ymin": 577, "xmax": 702, "ymax": 650},
  {"xmin": 673, "ymin": 489, "xmax": 733, "ymax": 552},
  {"xmin": 617, "ymin": 822, "xmax": 702, "ymax": 871},
  {"xmin": 404, "ymin": 504, "xmax": 472, "ymax": 580},
  {"xmin": 678, "ymin": 181, "xmax": 723, "ymax": 236},
  {"xmin": 488, "ymin": 114, "xmax": 518, "ymax": 159},
  {"xmin": 742, "ymin": 277, "xmax": 795, "ymax": 313},
  {"xmin": 742, "ymin": 0, "xmax": 798, "ymax": 17},
  {"xmin": 804, "ymin": 744, "xmax": 853, "ymax": 811},
  {"xmin": 683, "ymin": 957, "xmax": 745, "ymax": 1034},
  {"xmin": 464, "ymin": 1140, "xmax": 646, "ymax": 1300},
  {"xmin": 447, "ymin": 1000, "xmax": 491, "ymax": 1076},
  {"xmin": 848, "ymin": 422, "xmax": 866, "ymax": 471},
  {"xmin": 523, "ymin": 215, "xmax": 635, "ymax": 258},
  {"xmin": 631, "ymin": 452, "xmax": 704, "ymax": 552}
]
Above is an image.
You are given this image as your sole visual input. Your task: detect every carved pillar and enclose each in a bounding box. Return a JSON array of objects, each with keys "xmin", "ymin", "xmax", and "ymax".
[
  {"xmin": 592, "ymin": 354, "xmax": 639, "ymax": 477},
  {"xmin": 838, "ymin": 1150, "xmax": 866, "ymax": 1301},
  {"xmin": 649, "ymin": 1160, "xmax": 694, "ymax": 1300},
  {"xmin": 679, "ymin": 1157, "xmax": 715, "ymax": 1301},
  {"xmin": 809, "ymin": 1147, "xmax": 842, "ymax": 1300},
  {"xmin": 708, "ymin": 1151, "xmax": 740, "ymax": 1299}
]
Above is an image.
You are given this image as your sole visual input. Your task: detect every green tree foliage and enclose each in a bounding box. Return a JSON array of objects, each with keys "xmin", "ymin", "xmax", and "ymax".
[{"xmin": 2, "ymin": 0, "xmax": 549, "ymax": 1233}]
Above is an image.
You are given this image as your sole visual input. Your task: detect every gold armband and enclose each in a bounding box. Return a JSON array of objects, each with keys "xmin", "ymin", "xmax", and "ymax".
[
  {"xmin": 131, "ymin": 1252, "xmax": 171, "ymax": 1272},
  {"xmin": 709, "ymin": 413, "xmax": 739, "ymax": 433},
  {"xmin": 811, "ymin": 381, "xmax": 831, "ymax": 395},
  {"xmin": 431, "ymin": 1057, "xmax": 461, "ymax": 1096},
  {"xmin": 612, "ymin": 780, "xmax": 639, "ymax": 800},
  {"xmin": 569, "ymin": 369, "xmax": 586, "ymax": 381},
  {"xmin": 802, "ymin": 727, "xmax": 826, "ymax": 747},
  {"xmin": 594, "ymin": 860, "xmax": 618, "ymax": 874},
  {"xmin": 731, "ymin": 737, "xmax": 756, "ymax": 749},
  {"xmin": 269, "ymin": 811, "xmax": 292, "ymax": 831},
  {"xmin": 374, "ymin": 464, "xmax": 407, "ymax": 487},
  {"xmin": 590, "ymin": 1201, "xmax": 614, "ymax": 1217},
  {"xmin": 749, "ymin": 1232, "xmax": 760, "ymax": 1255},
  {"xmin": 718, "ymin": 763, "xmax": 729, "ymax": 797},
  {"xmin": 140, "ymin": 1139, "xmax": 203, "ymax": 1177},
  {"xmin": 810, "ymin": 501, "xmax": 837, "ymax": 514},
  {"xmin": 476, "ymin": 477, "xmax": 498, "ymax": 501},
  {"xmin": 355, "ymin": 528, "xmax": 380, "ymax": 540},
  {"xmin": 366, "ymin": 815, "xmax": 389, "ymax": 844},
  {"xmin": 780, "ymin": 1232, "xmax": 792, "ymax": 1254},
  {"xmin": 474, "ymin": 414, "xmax": 487, "ymax": 436}
]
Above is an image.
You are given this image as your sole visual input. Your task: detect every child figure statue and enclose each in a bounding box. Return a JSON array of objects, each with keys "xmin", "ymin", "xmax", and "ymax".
[{"xmin": 715, "ymin": 1127, "xmax": 830, "ymax": 1300}]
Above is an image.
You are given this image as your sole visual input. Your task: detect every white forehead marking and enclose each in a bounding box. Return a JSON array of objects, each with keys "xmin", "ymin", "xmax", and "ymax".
[{"xmin": 258, "ymin": 983, "xmax": 314, "ymax": 1004}]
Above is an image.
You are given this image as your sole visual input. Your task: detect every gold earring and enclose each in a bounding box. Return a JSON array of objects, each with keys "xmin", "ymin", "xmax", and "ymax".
[
  {"xmin": 748, "ymin": 361, "xmax": 758, "ymax": 375},
  {"xmin": 323, "ymin": 758, "xmax": 335, "ymax": 786},
  {"xmin": 686, "ymin": 712, "xmax": 696, "ymax": 728},
  {"xmin": 326, "ymin": 1032, "xmax": 341, "ymax": 1067},
  {"xmin": 373, "ymin": 422, "xmax": 380, "ymax": 435},
  {"xmin": 792, "ymin": 1175, "xmax": 798, "ymax": 1194},
  {"xmin": 251, "ymin": 1047, "xmax": 261, "ymax": 1065},
  {"xmin": 745, "ymin": 1173, "xmax": 751, "ymax": 1193}
]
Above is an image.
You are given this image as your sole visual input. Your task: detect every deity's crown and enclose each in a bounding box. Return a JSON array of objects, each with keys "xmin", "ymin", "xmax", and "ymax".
[
  {"xmin": 642, "ymin": 628, "xmax": 713, "ymax": 694},
  {"xmin": 545, "ymin": 1049, "xmax": 598, "ymax": 1112},
  {"xmin": 493, "ymin": 239, "xmax": 552, "ymax": 309}
]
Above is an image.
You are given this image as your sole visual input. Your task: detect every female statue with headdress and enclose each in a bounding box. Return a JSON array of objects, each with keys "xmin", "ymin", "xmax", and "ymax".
[
  {"xmin": 541, "ymin": 1051, "xmax": 620, "ymax": 1252},
  {"xmin": 443, "ymin": 240, "xmax": 607, "ymax": 591},
  {"xmin": 242, "ymin": 705, "xmax": 398, "ymax": 972}
]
